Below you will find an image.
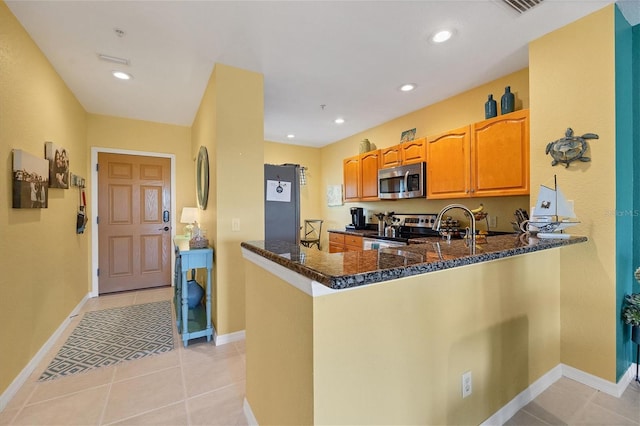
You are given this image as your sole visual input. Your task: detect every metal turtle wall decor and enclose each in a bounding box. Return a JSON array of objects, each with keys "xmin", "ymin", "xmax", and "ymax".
[{"xmin": 545, "ymin": 128, "xmax": 598, "ymax": 168}]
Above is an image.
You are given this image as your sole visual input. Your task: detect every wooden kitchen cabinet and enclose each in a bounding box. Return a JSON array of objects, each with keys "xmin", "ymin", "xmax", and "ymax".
[
  {"xmin": 328, "ymin": 232, "xmax": 363, "ymax": 253},
  {"xmin": 343, "ymin": 155, "xmax": 360, "ymax": 202},
  {"xmin": 379, "ymin": 145, "xmax": 401, "ymax": 168},
  {"xmin": 379, "ymin": 137, "xmax": 426, "ymax": 169},
  {"xmin": 426, "ymin": 110, "xmax": 529, "ymax": 199},
  {"xmin": 343, "ymin": 150, "xmax": 380, "ymax": 202},
  {"xmin": 426, "ymin": 126, "xmax": 471, "ymax": 199},
  {"xmin": 472, "ymin": 109, "xmax": 529, "ymax": 197}
]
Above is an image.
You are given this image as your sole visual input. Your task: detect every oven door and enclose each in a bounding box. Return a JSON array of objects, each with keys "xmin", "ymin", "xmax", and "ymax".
[
  {"xmin": 363, "ymin": 237, "xmax": 407, "ymax": 250},
  {"xmin": 378, "ymin": 162, "xmax": 425, "ymax": 199}
]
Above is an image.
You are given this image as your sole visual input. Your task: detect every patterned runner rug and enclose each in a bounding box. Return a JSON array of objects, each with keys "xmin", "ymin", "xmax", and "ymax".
[{"xmin": 39, "ymin": 300, "xmax": 174, "ymax": 381}]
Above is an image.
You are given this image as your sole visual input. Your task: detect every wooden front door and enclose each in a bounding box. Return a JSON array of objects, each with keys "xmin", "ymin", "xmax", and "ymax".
[{"xmin": 98, "ymin": 153, "xmax": 172, "ymax": 294}]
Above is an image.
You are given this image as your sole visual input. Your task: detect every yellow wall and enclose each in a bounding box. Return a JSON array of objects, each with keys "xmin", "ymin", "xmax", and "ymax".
[
  {"xmin": 319, "ymin": 69, "xmax": 531, "ymax": 246},
  {"xmin": 0, "ymin": 2, "xmax": 89, "ymax": 394},
  {"xmin": 244, "ymin": 260, "xmax": 314, "ymax": 425},
  {"xmin": 264, "ymin": 141, "xmax": 324, "ymax": 233},
  {"xmin": 192, "ymin": 64, "xmax": 264, "ymax": 335},
  {"xmin": 87, "ymin": 114, "xmax": 194, "ymax": 210},
  {"xmin": 244, "ymin": 246, "xmax": 568, "ymax": 424},
  {"xmin": 529, "ymin": 5, "xmax": 617, "ymax": 381}
]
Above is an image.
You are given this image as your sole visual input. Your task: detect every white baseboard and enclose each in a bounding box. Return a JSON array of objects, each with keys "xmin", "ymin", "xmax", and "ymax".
[
  {"xmin": 561, "ymin": 362, "xmax": 636, "ymax": 397},
  {"xmin": 215, "ymin": 329, "xmax": 246, "ymax": 346},
  {"xmin": 0, "ymin": 293, "xmax": 90, "ymax": 412},
  {"xmin": 243, "ymin": 398, "xmax": 258, "ymax": 426},
  {"xmin": 482, "ymin": 362, "xmax": 638, "ymax": 426},
  {"xmin": 481, "ymin": 365, "xmax": 562, "ymax": 426}
]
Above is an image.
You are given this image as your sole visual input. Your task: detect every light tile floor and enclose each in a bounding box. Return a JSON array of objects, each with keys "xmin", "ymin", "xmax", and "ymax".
[
  {"xmin": 0, "ymin": 287, "xmax": 247, "ymax": 426},
  {"xmin": 1, "ymin": 286, "xmax": 639, "ymax": 425}
]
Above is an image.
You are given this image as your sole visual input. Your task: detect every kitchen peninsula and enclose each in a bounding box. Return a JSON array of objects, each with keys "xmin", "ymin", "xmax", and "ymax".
[{"xmin": 241, "ymin": 234, "xmax": 587, "ymax": 424}]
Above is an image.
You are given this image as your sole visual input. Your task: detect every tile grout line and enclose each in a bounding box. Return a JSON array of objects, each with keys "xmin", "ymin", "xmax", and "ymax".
[
  {"xmin": 175, "ymin": 310, "xmax": 192, "ymax": 426},
  {"xmin": 97, "ymin": 367, "xmax": 117, "ymax": 425}
]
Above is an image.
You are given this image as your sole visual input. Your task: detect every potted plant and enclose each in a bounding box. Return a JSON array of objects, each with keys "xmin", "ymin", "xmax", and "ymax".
[{"xmin": 622, "ymin": 267, "xmax": 640, "ymax": 345}]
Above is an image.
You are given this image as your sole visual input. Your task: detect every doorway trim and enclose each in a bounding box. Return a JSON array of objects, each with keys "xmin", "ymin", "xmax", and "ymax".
[{"xmin": 91, "ymin": 147, "xmax": 177, "ymax": 297}]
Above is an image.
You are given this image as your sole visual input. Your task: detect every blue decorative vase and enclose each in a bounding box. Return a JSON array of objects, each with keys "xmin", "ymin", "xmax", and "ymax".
[
  {"xmin": 501, "ymin": 86, "xmax": 515, "ymax": 115},
  {"xmin": 186, "ymin": 280, "xmax": 204, "ymax": 308},
  {"xmin": 484, "ymin": 94, "xmax": 497, "ymax": 119}
]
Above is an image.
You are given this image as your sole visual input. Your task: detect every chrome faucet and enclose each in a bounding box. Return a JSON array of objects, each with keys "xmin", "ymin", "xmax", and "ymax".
[{"xmin": 434, "ymin": 204, "xmax": 477, "ymax": 243}]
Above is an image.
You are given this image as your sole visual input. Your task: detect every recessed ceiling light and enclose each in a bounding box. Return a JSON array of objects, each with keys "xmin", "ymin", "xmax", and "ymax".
[
  {"xmin": 112, "ymin": 71, "xmax": 132, "ymax": 80},
  {"xmin": 334, "ymin": 118, "xmax": 345, "ymax": 124},
  {"xmin": 287, "ymin": 134, "xmax": 295, "ymax": 139},
  {"xmin": 431, "ymin": 29, "xmax": 453, "ymax": 43},
  {"xmin": 400, "ymin": 83, "xmax": 417, "ymax": 92}
]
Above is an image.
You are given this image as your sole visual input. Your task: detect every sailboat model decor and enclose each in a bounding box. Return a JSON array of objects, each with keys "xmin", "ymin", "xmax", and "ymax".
[{"xmin": 521, "ymin": 175, "xmax": 579, "ymax": 239}]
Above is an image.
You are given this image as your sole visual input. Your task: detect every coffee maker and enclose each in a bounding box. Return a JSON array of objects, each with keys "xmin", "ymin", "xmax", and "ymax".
[{"xmin": 350, "ymin": 207, "xmax": 366, "ymax": 230}]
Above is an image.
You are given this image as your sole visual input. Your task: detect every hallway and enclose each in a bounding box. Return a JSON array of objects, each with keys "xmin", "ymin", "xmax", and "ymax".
[{"xmin": 0, "ymin": 288, "xmax": 247, "ymax": 425}]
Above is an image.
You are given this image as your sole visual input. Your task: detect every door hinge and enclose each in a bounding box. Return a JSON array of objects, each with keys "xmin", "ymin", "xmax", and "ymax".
[
  {"xmin": 96, "ymin": 163, "xmax": 99, "ymax": 172},
  {"xmin": 96, "ymin": 216, "xmax": 99, "ymax": 224},
  {"xmin": 97, "ymin": 268, "xmax": 100, "ymax": 276}
]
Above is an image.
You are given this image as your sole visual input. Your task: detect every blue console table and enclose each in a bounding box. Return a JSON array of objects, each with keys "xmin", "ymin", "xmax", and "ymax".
[{"xmin": 173, "ymin": 236, "xmax": 214, "ymax": 347}]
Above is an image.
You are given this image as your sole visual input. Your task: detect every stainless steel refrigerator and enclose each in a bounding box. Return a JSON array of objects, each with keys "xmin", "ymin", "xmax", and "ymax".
[{"xmin": 264, "ymin": 164, "xmax": 300, "ymax": 244}]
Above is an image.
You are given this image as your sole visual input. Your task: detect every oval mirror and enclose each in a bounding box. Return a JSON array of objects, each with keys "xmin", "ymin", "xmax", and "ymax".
[{"xmin": 196, "ymin": 146, "xmax": 209, "ymax": 209}]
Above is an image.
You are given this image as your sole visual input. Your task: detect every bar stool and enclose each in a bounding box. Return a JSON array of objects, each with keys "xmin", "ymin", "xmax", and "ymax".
[{"xmin": 300, "ymin": 219, "xmax": 323, "ymax": 249}]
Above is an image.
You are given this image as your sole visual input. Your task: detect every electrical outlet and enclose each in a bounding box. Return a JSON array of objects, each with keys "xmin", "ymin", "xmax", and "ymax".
[
  {"xmin": 462, "ymin": 371, "xmax": 472, "ymax": 398},
  {"xmin": 232, "ymin": 218, "xmax": 240, "ymax": 231},
  {"xmin": 489, "ymin": 215, "xmax": 497, "ymax": 228}
]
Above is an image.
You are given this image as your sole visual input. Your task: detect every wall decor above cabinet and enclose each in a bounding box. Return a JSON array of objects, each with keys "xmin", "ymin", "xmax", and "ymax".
[{"xmin": 426, "ymin": 109, "xmax": 530, "ymax": 199}]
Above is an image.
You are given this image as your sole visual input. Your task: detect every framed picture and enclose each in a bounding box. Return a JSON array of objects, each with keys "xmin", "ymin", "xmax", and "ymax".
[
  {"xmin": 45, "ymin": 141, "xmax": 70, "ymax": 189},
  {"xmin": 12, "ymin": 149, "xmax": 49, "ymax": 208},
  {"xmin": 401, "ymin": 128, "xmax": 416, "ymax": 143}
]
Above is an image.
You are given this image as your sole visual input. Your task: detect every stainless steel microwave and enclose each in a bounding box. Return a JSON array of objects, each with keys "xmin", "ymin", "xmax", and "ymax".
[{"xmin": 378, "ymin": 162, "xmax": 426, "ymax": 199}]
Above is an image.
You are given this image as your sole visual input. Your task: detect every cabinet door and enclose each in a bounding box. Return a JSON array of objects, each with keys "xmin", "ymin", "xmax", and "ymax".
[
  {"xmin": 426, "ymin": 126, "xmax": 471, "ymax": 199},
  {"xmin": 401, "ymin": 138, "xmax": 426, "ymax": 165},
  {"xmin": 360, "ymin": 150, "xmax": 380, "ymax": 201},
  {"xmin": 472, "ymin": 109, "xmax": 529, "ymax": 197},
  {"xmin": 344, "ymin": 235, "xmax": 363, "ymax": 251},
  {"xmin": 379, "ymin": 145, "xmax": 401, "ymax": 169},
  {"xmin": 343, "ymin": 155, "xmax": 360, "ymax": 202},
  {"xmin": 329, "ymin": 232, "xmax": 345, "ymax": 253}
]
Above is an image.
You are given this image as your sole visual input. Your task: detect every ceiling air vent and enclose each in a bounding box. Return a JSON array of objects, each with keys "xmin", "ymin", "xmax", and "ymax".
[{"xmin": 501, "ymin": 0, "xmax": 543, "ymax": 14}]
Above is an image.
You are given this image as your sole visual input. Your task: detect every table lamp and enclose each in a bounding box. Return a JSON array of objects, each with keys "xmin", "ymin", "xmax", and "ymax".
[{"xmin": 180, "ymin": 207, "xmax": 199, "ymax": 238}]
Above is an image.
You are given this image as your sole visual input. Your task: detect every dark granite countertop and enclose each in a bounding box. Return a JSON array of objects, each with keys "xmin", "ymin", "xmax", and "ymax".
[{"xmin": 241, "ymin": 234, "xmax": 588, "ymax": 290}]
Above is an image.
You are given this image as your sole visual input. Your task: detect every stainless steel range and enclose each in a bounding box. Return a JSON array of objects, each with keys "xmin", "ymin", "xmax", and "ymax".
[
  {"xmin": 393, "ymin": 213, "xmax": 442, "ymax": 239},
  {"xmin": 362, "ymin": 213, "xmax": 457, "ymax": 249}
]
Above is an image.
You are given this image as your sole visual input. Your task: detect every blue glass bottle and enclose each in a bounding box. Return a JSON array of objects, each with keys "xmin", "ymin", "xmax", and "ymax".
[
  {"xmin": 485, "ymin": 94, "xmax": 497, "ymax": 119},
  {"xmin": 501, "ymin": 86, "xmax": 515, "ymax": 115}
]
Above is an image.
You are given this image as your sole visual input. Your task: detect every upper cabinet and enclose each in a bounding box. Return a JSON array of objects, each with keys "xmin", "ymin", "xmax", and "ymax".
[
  {"xmin": 426, "ymin": 109, "xmax": 530, "ymax": 199},
  {"xmin": 426, "ymin": 126, "xmax": 471, "ymax": 199},
  {"xmin": 343, "ymin": 149, "xmax": 380, "ymax": 202},
  {"xmin": 379, "ymin": 137, "xmax": 426, "ymax": 169}
]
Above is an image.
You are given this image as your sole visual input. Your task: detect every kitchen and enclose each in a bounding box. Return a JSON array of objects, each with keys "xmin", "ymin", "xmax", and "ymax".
[
  {"xmin": 248, "ymin": 5, "xmax": 635, "ymax": 425},
  {"xmin": 0, "ymin": 1, "xmax": 636, "ymax": 424}
]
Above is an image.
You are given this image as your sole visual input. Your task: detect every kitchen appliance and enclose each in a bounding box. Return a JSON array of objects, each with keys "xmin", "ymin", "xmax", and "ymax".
[
  {"xmin": 378, "ymin": 162, "xmax": 426, "ymax": 199},
  {"xmin": 394, "ymin": 213, "xmax": 441, "ymax": 240},
  {"xmin": 350, "ymin": 207, "xmax": 366, "ymax": 230},
  {"xmin": 362, "ymin": 213, "xmax": 440, "ymax": 249},
  {"xmin": 363, "ymin": 237, "xmax": 407, "ymax": 250},
  {"xmin": 264, "ymin": 164, "xmax": 300, "ymax": 244}
]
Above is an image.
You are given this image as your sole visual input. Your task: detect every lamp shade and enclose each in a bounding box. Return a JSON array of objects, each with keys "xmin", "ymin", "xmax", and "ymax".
[{"xmin": 180, "ymin": 207, "xmax": 199, "ymax": 224}]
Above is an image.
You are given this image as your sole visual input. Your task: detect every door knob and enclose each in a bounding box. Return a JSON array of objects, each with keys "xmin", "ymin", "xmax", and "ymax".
[{"xmin": 158, "ymin": 226, "xmax": 170, "ymax": 231}]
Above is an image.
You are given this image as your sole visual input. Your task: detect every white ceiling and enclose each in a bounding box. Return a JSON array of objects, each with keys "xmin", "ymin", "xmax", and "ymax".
[{"xmin": 6, "ymin": 0, "xmax": 639, "ymax": 148}]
